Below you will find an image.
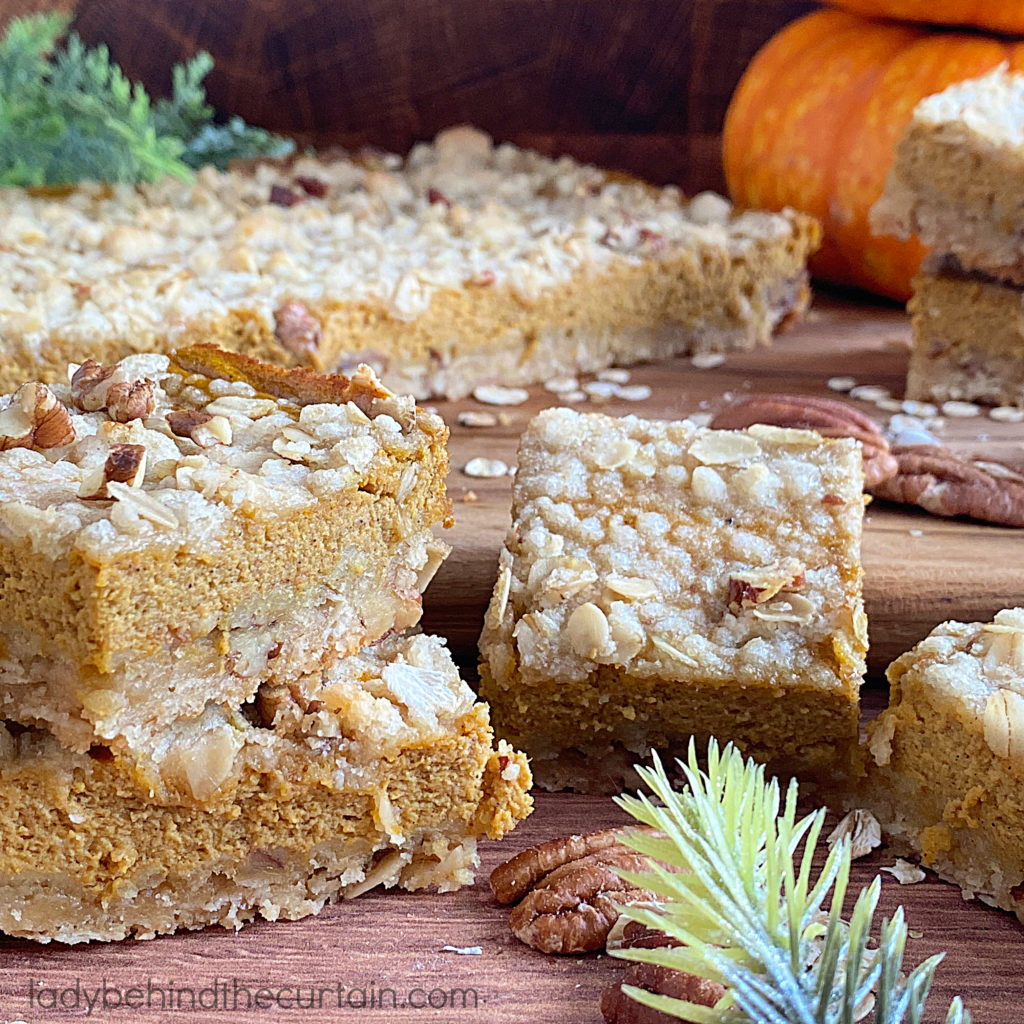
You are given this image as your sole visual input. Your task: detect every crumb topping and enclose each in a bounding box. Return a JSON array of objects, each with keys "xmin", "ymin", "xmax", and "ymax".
[
  {"xmin": 0, "ymin": 351, "xmax": 442, "ymax": 558},
  {"xmin": 0, "ymin": 633, "xmax": 475, "ymax": 804},
  {"xmin": 481, "ymin": 407, "xmax": 866, "ymax": 690},
  {"xmin": 0, "ymin": 127, "xmax": 802, "ymax": 357},
  {"xmin": 895, "ymin": 609, "xmax": 1024, "ymax": 721}
]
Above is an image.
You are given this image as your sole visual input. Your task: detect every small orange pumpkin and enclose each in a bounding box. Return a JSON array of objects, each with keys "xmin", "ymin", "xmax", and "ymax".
[
  {"xmin": 723, "ymin": 9, "xmax": 1024, "ymax": 300},
  {"xmin": 826, "ymin": 1, "xmax": 1024, "ymax": 36}
]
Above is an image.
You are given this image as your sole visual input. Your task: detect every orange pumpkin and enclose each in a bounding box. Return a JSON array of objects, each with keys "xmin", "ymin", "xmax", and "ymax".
[
  {"xmin": 723, "ymin": 9, "xmax": 1024, "ymax": 300},
  {"xmin": 827, "ymin": 1, "xmax": 1024, "ymax": 36}
]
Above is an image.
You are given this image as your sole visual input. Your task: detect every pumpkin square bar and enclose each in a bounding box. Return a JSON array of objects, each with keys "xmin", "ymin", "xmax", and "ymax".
[
  {"xmin": 478, "ymin": 408, "xmax": 867, "ymax": 792},
  {"xmin": 0, "ymin": 633, "xmax": 532, "ymax": 943},
  {"xmin": 861, "ymin": 610, "xmax": 1024, "ymax": 922},
  {"xmin": 0, "ymin": 128, "xmax": 819, "ymax": 399},
  {"xmin": 906, "ymin": 257, "xmax": 1024, "ymax": 408},
  {"xmin": 0, "ymin": 347, "xmax": 451, "ymax": 752},
  {"xmin": 872, "ymin": 69, "xmax": 1024, "ymax": 285}
]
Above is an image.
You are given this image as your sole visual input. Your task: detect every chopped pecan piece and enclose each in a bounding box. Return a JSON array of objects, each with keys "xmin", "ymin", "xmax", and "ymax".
[
  {"xmin": 870, "ymin": 445, "xmax": 1024, "ymax": 528},
  {"xmin": 81, "ymin": 443, "xmax": 147, "ymax": 499},
  {"xmin": 273, "ymin": 300, "xmax": 322, "ymax": 358},
  {"xmin": 0, "ymin": 383, "xmax": 75, "ymax": 451},
  {"xmin": 167, "ymin": 409, "xmax": 213, "ymax": 439},
  {"xmin": 106, "ymin": 379, "xmax": 155, "ymax": 422},
  {"xmin": 709, "ymin": 393, "xmax": 898, "ymax": 488},
  {"xmin": 294, "ymin": 175, "xmax": 328, "ymax": 198},
  {"xmin": 269, "ymin": 184, "xmax": 301, "ymax": 207},
  {"xmin": 70, "ymin": 359, "xmax": 117, "ymax": 411},
  {"xmin": 491, "ymin": 827, "xmax": 659, "ymax": 954},
  {"xmin": 601, "ymin": 921, "xmax": 724, "ymax": 1024},
  {"xmin": 727, "ymin": 560, "xmax": 805, "ymax": 612},
  {"xmin": 72, "ymin": 359, "xmax": 154, "ymax": 422},
  {"xmin": 255, "ymin": 682, "xmax": 293, "ymax": 729}
]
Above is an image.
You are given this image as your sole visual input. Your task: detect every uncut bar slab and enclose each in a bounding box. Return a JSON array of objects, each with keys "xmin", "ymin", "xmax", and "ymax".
[
  {"xmin": 0, "ymin": 128, "xmax": 818, "ymax": 399},
  {"xmin": 907, "ymin": 259, "xmax": 1024, "ymax": 408},
  {"xmin": 859, "ymin": 610, "xmax": 1024, "ymax": 922},
  {"xmin": 0, "ymin": 634, "xmax": 532, "ymax": 944},
  {"xmin": 0, "ymin": 350, "xmax": 450, "ymax": 750},
  {"xmin": 479, "ymin": 408, "xmax": 867, "ymax": 793},
  {"xmin": 872, "ymin": 69, "xmax": 1024, "ymax": 285}
]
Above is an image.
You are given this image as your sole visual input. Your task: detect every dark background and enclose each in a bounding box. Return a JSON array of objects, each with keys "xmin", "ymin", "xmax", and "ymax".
[{"xmin": 3, "ymin": 0, "xmax": 817, "ymax": 192}]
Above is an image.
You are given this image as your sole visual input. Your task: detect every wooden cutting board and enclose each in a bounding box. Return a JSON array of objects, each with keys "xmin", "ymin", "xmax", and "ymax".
[
  {"xmin": 2, "ymin": 295, "xmax": 1022, "ymax": 1022},
  {"xmin": 2, "ymin": 699, "xmax": 1020, "ymax": 1024},
  {"xmin": 423, "ymin": 293, "xmax": 1024, "ymax": 677}
]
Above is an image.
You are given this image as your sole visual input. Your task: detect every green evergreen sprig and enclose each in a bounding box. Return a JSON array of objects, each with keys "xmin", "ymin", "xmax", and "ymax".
[
  {"xmin": 0, "ymin": 13, "xmax": 293, "ymax": 186},
  {"xmin": 613, "ymin": 741, "xmax": 969, "ymax": 1024}
]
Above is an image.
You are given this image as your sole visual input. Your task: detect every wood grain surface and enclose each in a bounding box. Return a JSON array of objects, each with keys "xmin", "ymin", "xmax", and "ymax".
[
  {"xmin": 423, "ymin": 292, "xmax": 1024, "ymax": 678},
  {"xmin": 0, "ymin": 295, "xmax": 1022, "ymax": 1020},
  {"xmin": 1, "ymin": 691, "xmax": 1021, "ymax": 1023},
  {"xmin": 60, "ymin": 0, "xmax": 815, "ymax": 193}
]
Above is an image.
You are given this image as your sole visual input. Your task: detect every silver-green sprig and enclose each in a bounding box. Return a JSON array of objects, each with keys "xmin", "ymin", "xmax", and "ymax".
[{"xmin": 611, "ymin": 740, "xmax": 969, "ymax": 1024}]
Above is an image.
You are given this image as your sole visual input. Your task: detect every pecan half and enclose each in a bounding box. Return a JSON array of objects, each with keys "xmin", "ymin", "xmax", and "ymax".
[
  {"xmin": 601, "ymin": 921, "xmax": 724, "ymax": 1024},
  {"xmin": 869, "ymin": 445, "xmax": 1024, "ymax": 527},
  {"xmin": 106, "ymin": 378, "xmax": 155, "ymax": 422},
  {"xmin": 0, "ymin": 383, "xmax": 75, "ymax": 451},
  {"xmin": 491, "ymin": 827, "xmax": 659, "ymax": 954},
  {"xmin": 709, "ymin": 393, "xmax": 898, "ymax": 488},
  {"xmin": 273, "ymin": 300, "xmax": 322, "ymax": 358}
]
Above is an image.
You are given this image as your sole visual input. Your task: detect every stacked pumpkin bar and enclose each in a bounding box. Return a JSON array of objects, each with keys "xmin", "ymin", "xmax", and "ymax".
[
  {"xmin": 859, "ymin": 609, "xmax": 1024, "ymax": 922},
  {"xmin": 0, "ymin": 127, "xmax": 819, "ymax": 399},
  {"xmin": 872, "ymin": 69, "xmax": 1024, "ymax": 408},
  {"xmin": 0, "ymin": 346, "xmax": 530, "ymax": 943},
  {"xmin": 479, "ymin": 408, "xmax": 867, "ymax": 792}
]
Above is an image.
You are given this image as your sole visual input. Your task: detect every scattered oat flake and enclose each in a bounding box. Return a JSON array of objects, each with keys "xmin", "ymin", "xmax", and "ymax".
[
  {"xmin": 463, "ymin": 490, "xmax": 479, "ymax": 503},
  {"xmin": 901, "ymin": 400, "xmax": 937, "ymax": 417},
  {"xmin": 849, "ymin": 384, "xmax": 890, "ymax": 403},
  {"xmin": 598, "ymin": 367, "xmax": 631, "ymax": 384},
  {"xmin": 941, "ymin": 400, "xmax": 981, "ymax": 418},
  {"xmin": 875, "ymin": 398, "xmax": 903, "ymax": 412},
  {"xmin": 583, "ymin": 380, "xmax": 618, "ymax": 401},
  {"xmin": 827, "ymin": 376, "xmax": 857, "ymax": 392},
  {"xmin": 990, "ymin": 406, "xmax": 1024, "ymax": 423},
  {"xmin": 909, "ymin": 529, "xmax": 923, "ymax": 537},
  {"xmin": 562, "ymin": 390, "xmax": 587, "ymax": 403},
  {"xmin": 457, "ymin": 410, "xmax": 498, "ymax": 428},
  {"xmin": 463, "ymin": 457, "xmax": 509, "ymax": 478},
  {"xmin": 881, "ymin": 858, "xmax": 926, "ymax": 884},
  {"xmin": 441, "ymin": 945, "xmax": 483, "ymax": 955},
  {"xmin": 826, "ymin": 809, "xmax": 882, "ymax": 860},
  {"xmin": 909, "ymin": 929, "xmax": 924, "ymax": 939},
  {"xmin": 473, "ymin": 384, "xmax": 529, "ymax": 406},
  {"xmin": 545, "ymin": 376, "xmax": 579, "ymax": 394},
  {"xmin": 691, "ymin": 351, "xmax": 726, "ymax": 370},
  {"xmin": 617, "ymin": 384, "xmax": 652, "ymax": 401},
  {"xmin": 687, "ymin": 412, "xmax": 713, "ymax": 427}
]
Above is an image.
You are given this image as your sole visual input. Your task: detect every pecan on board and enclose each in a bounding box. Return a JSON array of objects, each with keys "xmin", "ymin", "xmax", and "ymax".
[
  {"xmin": 601, "ymin": 920, "xmax": 725, "ymax": 1024},
  {"xmin": 709, "ymin": 393, "xmax": 898, "ymax": 488},
  {"xmin": 869, "ymin": 445, "xmax": 1024, "ymax": 528},
  {"xmin": 490, "ymin": 826, "xmax": 659, "ymax": 954}
]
